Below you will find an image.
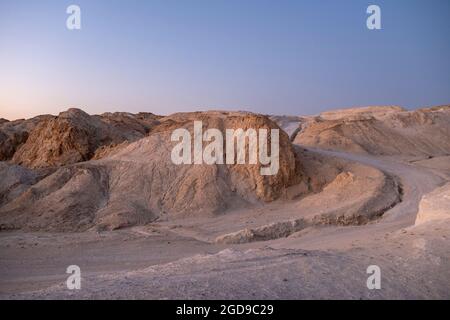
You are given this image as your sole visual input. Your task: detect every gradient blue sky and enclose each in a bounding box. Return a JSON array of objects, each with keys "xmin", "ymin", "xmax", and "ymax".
[{"xmin": 1, "ymin": 0, "xmax": 449, "ymax": 120}]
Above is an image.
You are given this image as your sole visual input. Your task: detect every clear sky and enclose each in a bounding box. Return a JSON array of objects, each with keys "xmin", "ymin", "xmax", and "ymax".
[{"xmin": 1, "ymin": 0, "xmax": 449, "ymax": 120}]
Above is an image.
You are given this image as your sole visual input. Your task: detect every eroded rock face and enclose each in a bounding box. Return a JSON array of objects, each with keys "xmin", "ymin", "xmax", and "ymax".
[
  {"xmin": 0, "ymin": 115, "xmax": 53, "ymax": 161},
  {"xmin": 11, "ymin": 109, "xmax": 161, "ymax": 168},
  {"xmin": 415, "ymin": 182, "xmax": 450, "ymax": 225},
  {"xmin": 0, "ymin": 111, "xmax": 304, "ymax": 231},
  {"xmin": 129, "ymin": 111, "xmax": 302, "ymax": 203},
  {"xmin": 293, "ymin": 106, "xmax": 450, "ymax": 156}
]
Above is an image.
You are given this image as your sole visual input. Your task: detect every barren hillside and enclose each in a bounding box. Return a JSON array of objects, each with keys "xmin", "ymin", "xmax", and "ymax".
[
  {"xmin": 292, "ymin": 106, "xmax": 450, "ymax": 156},
  {"xmin": 0, "ymin": 111, "xmax": 304, "ymax": 232}
]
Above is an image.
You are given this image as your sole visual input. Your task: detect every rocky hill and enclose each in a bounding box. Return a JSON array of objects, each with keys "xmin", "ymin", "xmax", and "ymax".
[
  {"xmin": 0, "ymin": 115, "xmax": 54, "ymax": 161},
  {"xmin": 292, "ymin": 106, "xmax": 450, "ymax": 156},
  {"xmin": 10, "ymin": 109, "xmax": 161, "ymax": 168},
  {"xmin": 0, "ymin": 111, "xmax": 303, "ymax": 231}
]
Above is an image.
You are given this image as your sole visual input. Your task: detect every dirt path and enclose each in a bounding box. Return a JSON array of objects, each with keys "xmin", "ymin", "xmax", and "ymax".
[
  {"xmin": 269, "ymin": 147, "xmax": 446, "ymax": 251},
  {"xmin": 305, "ymin": 148, "xmax": 446, "ymax": 222}
]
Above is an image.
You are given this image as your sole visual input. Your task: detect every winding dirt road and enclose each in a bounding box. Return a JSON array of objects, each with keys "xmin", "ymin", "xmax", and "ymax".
[{"xmin": 307, "ymin": 147, "xmax": 445, "ymax": 223}]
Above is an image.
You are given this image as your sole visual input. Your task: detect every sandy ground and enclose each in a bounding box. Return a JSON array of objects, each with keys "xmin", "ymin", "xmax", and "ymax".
[{"xmin": 1, "ymin": 147, "xmax": 449, "ymax": 299}]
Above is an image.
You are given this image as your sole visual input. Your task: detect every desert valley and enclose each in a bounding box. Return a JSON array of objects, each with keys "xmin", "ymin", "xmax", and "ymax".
[{"xmin": 0, "ymin": 105, "xmax": 449, "ymax": 299}]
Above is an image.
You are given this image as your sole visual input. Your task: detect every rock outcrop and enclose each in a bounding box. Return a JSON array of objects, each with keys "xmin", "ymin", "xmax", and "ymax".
[
  {"xmin": 415, "ymin": 182, "xmax": 450, "ymax": 225},
  {"xmin": 293, "ymin": 106, "xmax": 450, "ymax": 156},
  {"xmin": 0, "ymin": 115, "xmax": 53, "ymax": 161},
  {"xmin": 11, "ymin": 109, "xmax": 161, "ymax": 168}
]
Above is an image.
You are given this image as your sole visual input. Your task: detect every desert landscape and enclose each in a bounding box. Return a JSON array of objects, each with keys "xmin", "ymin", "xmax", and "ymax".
[{"xmin": 0, "ymin": 105, "xmax": 449, "ymax": 299}]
